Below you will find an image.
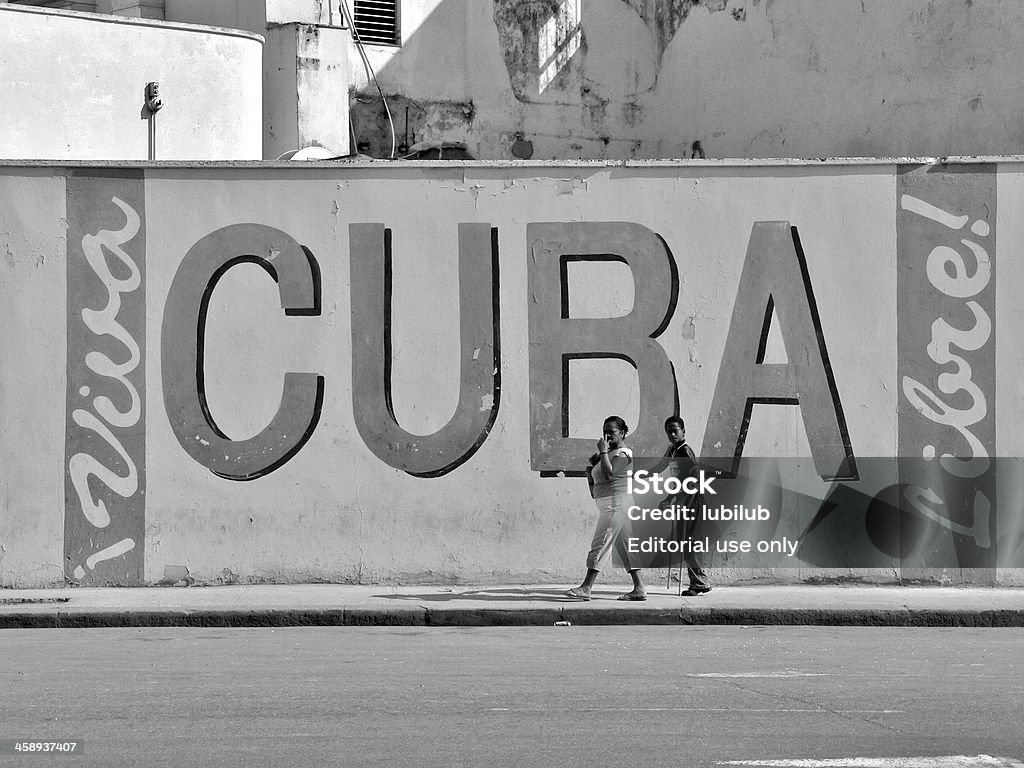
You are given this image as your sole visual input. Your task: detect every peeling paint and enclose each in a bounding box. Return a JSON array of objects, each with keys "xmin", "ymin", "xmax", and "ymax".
[
  {"xmin": 681, "ymin": 313, "xmax": 697, "ymax": 339},
  {"xmin": 554, "ymin": 177, "xmax": 588, "ymax": 195},
  {"xmin": 160, "ymin": 564, "xmax": 193, "ymax": 586},
  {"xmin": 350, "ymin": 94, "xmax": 476, "ymax": 159}
]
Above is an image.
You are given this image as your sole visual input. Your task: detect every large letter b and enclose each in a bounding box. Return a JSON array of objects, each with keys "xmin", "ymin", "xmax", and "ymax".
[{"xmin": 527, "ymin": 222, "xmax": 679, "ymax": 473}]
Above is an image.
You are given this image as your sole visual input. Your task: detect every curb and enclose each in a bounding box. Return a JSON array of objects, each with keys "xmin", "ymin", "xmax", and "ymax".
[{"xmin": 3, "ymin": 607, "xmax": 1024, "ymax": 628}]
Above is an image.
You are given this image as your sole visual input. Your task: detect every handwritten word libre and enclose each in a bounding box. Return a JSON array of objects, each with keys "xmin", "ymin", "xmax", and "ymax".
[{"xmin": 626, "ymin": 469, "xmax": 718, "ymax": 496}]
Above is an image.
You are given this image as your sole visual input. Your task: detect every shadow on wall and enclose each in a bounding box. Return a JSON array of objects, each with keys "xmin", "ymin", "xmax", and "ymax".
[{"xmin": 348, "ymin": 0, "xmax": 724, "ymax": 160}]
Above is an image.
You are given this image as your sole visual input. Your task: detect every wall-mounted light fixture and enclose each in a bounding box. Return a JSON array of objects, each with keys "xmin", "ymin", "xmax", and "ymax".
[
  {"xmin": 144, "ymin": 81, "xmax": 162, "ymax": 161},
  {"xmin": 145, "ymin": 81, "xmax": 163, "ymax": 113}
]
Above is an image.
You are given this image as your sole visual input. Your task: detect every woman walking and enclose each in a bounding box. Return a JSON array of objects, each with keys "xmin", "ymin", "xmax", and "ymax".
[{"xmin": 565, "ymin": 416, "xmax": 646, "ymax": 601}]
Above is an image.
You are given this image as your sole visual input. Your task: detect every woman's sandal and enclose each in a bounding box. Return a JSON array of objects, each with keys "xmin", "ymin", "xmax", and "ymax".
[
  {"xmin": 564, "ymin": 587, "xmax": 592, "ymax": 600},
  {"xmin": 617, "ymin": 591, "xmax": 647, "ymax": 601}
]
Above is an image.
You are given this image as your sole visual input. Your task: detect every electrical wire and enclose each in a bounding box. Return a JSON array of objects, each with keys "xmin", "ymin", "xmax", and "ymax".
[{"xmin": 339, "ymin": 0, "xmax": 397, "ymax": 159}]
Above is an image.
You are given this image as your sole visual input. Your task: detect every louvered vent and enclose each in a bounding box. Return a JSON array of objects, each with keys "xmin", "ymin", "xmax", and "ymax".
[{"xmin": 353, "ymin": 0, "xmax": 400, "ymax": 45}]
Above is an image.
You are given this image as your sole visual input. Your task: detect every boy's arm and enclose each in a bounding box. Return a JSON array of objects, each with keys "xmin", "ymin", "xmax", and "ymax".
[{"xmin": 656, "ymin": 445, "xmax": 679, "ymax": 509}]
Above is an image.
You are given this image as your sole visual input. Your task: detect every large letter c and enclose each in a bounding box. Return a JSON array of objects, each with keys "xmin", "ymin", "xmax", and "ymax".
[{"xmin": 161, "ymin": 224, "xmax": 324, "ymax": 480}]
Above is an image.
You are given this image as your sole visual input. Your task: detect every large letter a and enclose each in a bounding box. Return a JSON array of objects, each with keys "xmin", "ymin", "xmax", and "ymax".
[{"xmin": 702, "ymin": 222, "xmax": 856, "ymax": 481}]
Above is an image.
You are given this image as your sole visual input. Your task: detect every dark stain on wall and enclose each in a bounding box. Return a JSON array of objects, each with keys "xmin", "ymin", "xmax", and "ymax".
[
  {"xmin": 493, "ymin": 0, "xmax": 588, "ymax": 104},
  {"xmin": 493, "ymin": 0, "xmax": 740, "ymax": 106},
  {"xmin": 619, "ymin": 0, "xmax": 732, "ymax": 60},
  {"xmin": 581, "ymin": 84, "xmax": 609, "ymax": 128},
  {"xmin": 350, "ymin": 94, "xmax": 476, "ymax": 158},
  {"xmin": 511, "ymin": 133, "xmax": 535, "ymax": 159},
  {"xmin": 622, "ymin": 100, "xmax": 643, "ymax": 127}
]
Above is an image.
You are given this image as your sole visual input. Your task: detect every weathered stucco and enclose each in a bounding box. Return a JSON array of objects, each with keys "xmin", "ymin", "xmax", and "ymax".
[
  {"xmin": 344, "ymin": 0, "xmax": 1024, "ymax": 160},
  {"xmin": 350, "ymin": 95, "xmax": 475, "ymax": 157},
  {"xmin": 8, "ymin": 1, "xmax": 1024, "ymax": 161},
  {"xmin": 615, "ymin": 0, "xmax": 729, "ymax": 63}
]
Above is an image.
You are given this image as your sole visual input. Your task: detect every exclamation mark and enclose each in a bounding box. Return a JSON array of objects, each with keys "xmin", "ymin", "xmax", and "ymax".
[{"xmin": 73, "ymin": 538, "xmax": 136, "ymax": 580}]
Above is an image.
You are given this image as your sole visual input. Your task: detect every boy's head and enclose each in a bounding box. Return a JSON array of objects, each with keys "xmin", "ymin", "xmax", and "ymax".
[{"xmin": 664, "ymin": 416, "xmax": 685, "ymax": 446}]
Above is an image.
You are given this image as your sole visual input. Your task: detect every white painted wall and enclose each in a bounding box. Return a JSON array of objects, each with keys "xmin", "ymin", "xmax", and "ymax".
[
  {"xmin": 0, "ymin": 5, "xmax": 263, "ymax": 160},
  {"xmin": 163, "ymin": 0, "xmax": 266, "ymax": 30},
  {"xmin": 0, "ymin": 169, "xmax": 68, "ymax": 587},
  {"xmin": 163, "ymin": 0, "xmax": 346, "ymax": 31}
]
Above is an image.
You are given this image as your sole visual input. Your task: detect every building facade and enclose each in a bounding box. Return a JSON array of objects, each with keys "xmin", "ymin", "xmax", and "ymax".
[{"xmin": 5, "ymin": 0, "xmax": 1024, "ymax": 161}]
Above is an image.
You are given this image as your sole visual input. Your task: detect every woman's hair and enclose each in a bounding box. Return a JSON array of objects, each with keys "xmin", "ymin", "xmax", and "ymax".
[
  {"xmin": 604, "ymin": 416, "xmax": 629, "ymax": 437},
  {"xmin": 664, "ymin": 415, "xmax": 685, "ymax": 431}
]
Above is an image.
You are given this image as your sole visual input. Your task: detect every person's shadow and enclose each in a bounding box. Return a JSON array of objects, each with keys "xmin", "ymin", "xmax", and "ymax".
[{"xmin": 374, "ymin": 588, "xmax": 618, "ymax": 603}]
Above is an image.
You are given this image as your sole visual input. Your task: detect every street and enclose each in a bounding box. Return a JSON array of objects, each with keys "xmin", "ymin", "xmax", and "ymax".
[{"xmin": 1, "ymin": 626, "xmax": 1022, "ymax": 768}]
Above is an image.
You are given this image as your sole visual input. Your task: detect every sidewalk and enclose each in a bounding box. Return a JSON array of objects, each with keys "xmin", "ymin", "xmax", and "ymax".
[{"xmin": 3, "ymin": 583, "xmax": 1024, "ymax": 628}]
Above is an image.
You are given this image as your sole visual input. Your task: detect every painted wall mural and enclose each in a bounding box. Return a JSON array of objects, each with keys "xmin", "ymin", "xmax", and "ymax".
[
  {"xmin": 349, "ymin": 224, "xmax": 501, "ymax": 477},
  {"xmin": 64, "ymin": 172, "xmax": 146, "ymax": 586},
  {"xmin": 161, "ymin": 224, "xmax": 325, "ymax": 482},
  {"xmin": 1, "ymin": 161, "xmax": 1021, "ymax": 586},
  {"xmin": 895, "ymin": 164, "xmax": 996, "ymax": 569}
]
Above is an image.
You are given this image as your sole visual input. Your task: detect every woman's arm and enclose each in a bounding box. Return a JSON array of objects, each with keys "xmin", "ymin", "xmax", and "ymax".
[{"xmin": 596, "ymin": 437, "xmax": 613, "ymax": 479}]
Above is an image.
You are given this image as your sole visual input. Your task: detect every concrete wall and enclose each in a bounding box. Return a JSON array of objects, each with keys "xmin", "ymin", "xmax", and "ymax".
[
  {"xmin": 264, "ymin": 24, "xmax": 352, "ymax": 159},
  {"xmin": 162, "ymin": 1, "xmax": 351, "ymax": 158},
  {"xmin": 0, "ymin": 159, "xmax": 1021, "ymax": 588},
  {"xmin": 346, "ymin": 0, "xmax": 1024, "ymax": 160},
  {"xmin": 0, "ymin": 5, "xmax": 263, "ymax": 161}
]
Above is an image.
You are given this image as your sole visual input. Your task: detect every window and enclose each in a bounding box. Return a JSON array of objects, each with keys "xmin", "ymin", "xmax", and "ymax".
[
  {"xmin": 352, "ymin": 0, "xmax": 399, "ymax": 46},
  {"xmin": 538, "ymin": 0, "xmax": 581, "ymax": 93}
]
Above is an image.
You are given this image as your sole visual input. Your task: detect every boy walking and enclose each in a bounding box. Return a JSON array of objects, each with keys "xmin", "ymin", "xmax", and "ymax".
[{"xmin": 663, "ymin": 416, "xmax": 711, "ymax": 596}]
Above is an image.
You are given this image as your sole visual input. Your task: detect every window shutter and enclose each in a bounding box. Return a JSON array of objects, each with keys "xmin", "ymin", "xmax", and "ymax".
[{"xmin": 352, "ymin": 0, "xmax": 399, "ymax": 45}]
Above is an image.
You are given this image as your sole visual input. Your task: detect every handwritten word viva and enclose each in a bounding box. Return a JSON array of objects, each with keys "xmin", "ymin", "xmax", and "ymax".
[{"xmin": 69, "ymin": 196, "xmax": 141, "ymax": 579}]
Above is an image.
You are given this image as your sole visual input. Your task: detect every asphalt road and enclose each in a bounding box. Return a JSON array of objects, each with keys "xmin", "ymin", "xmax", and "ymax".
[{"xmin": 1, "ymin": 626, "xmax": 1022, "ymax": 768}]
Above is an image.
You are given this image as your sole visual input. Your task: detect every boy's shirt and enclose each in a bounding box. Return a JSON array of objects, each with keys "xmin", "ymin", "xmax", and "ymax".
[{"xmin": 663, "ymin": 441, "xmax": 699, "ymax": 508}]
